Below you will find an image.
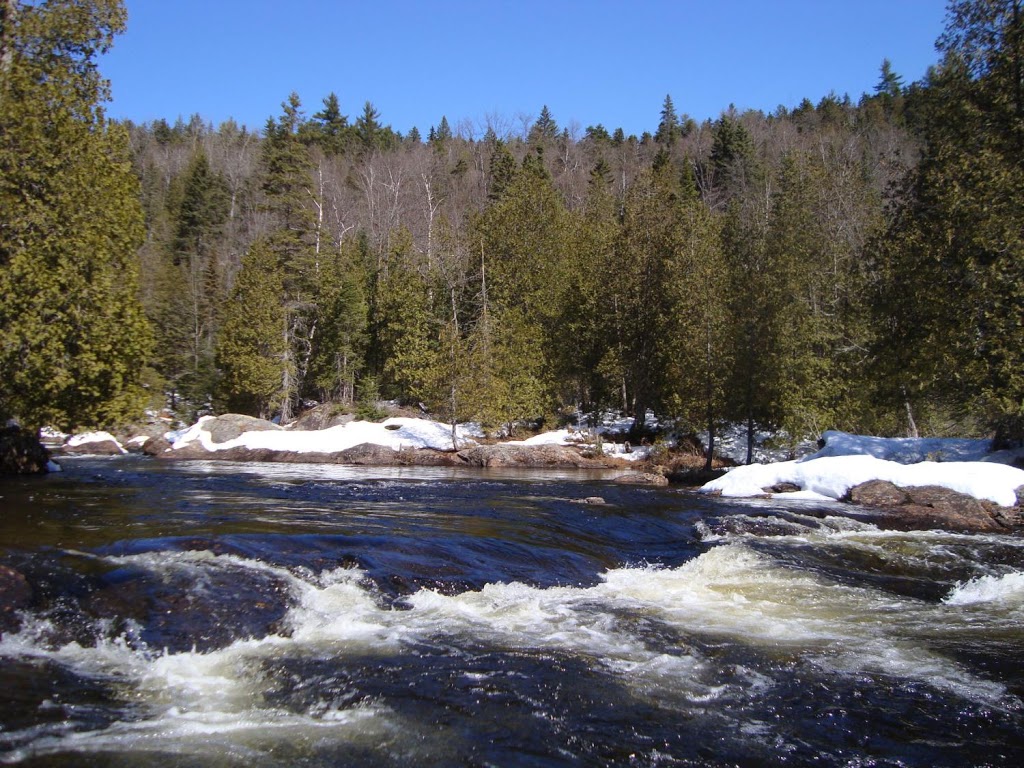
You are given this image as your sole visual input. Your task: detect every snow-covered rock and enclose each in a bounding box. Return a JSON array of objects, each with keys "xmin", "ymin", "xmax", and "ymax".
[
  {"xmin": 164, "ymin": 415, "xmax": 477, "ymax": 458},
  {"xmin": 701, "ymin": 452, "xmax": 1024, "ymax": 508},
  {"xmin": 60, "ymin": 431, "xmax": 127, "ymax": 456}
]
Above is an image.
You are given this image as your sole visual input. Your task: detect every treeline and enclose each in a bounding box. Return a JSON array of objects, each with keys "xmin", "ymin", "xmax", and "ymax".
[
  {"xmin": 3, "ymin": 0, "xmax": 1022, "ymax": 457},
  {"xmin": 129, "ymin": 77, "xmax": 912, "ymax": 454}
]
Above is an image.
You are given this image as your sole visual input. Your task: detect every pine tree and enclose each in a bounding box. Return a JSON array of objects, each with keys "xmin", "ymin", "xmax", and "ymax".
[{"xmin": 0, "ymin": 0, "xmax": 152, "ymax": 432}]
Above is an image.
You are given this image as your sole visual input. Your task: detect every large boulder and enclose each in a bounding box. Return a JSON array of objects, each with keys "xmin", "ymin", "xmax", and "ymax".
[
  {"xmin": 205, "ymin": 414, "xmax": 281, "ymax": 444},
  {"xmin": 845, "ymin": 480, "xmax": 1017, "ymax": 533},
  {"xmin": 0, "ymin": 426, "xmax": 51, "ymax": 475},
  {"xmin": 846, "ymin": 480, "xmax": 910, "ymax": 507},
  {"xmin": 457, "ymin": 444, "xmax": 607, "ymax": 469},
  {"xmin": 59, "ymin": 432, "xmax": 126, "ymax": 456},
  {"xmin": 288, "ymin": 404, "xmax": 354, "ymax": 432}
]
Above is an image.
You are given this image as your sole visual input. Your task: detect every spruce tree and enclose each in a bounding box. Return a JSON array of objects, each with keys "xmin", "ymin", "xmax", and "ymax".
[
  {"xmin": 655, "ymin": 94, "xmax": 680, "ymax": 146},
  {"xmin": 0, "ymin": 0, "xmax": 152, "ymax": 432},
  {"xmin": 310, "ymin": 92, "xmax": 348, "ymax": 155}
]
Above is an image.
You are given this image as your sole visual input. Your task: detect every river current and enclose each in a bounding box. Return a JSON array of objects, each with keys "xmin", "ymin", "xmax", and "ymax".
[{"xmin": 1, "ymin": 457, "xmax": 1022, "ymax": 766}]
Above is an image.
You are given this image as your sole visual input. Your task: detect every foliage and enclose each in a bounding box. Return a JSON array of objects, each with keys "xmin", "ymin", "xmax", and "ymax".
[
  {"xmin": 214, "ymin": 239, "xmax": 287, "ymax": 418},
  {"xmin": 0, "ymin": 0, "xmax": 152, "ymax": 432},
  {"xmin": 16, "ymin": 0, "xmax": 1024, "ymax": 456}
]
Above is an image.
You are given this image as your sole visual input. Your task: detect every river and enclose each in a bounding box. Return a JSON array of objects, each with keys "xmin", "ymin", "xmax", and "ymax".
[{"xmin": 1, "ymin": 457, "xmax": 1022, "ymax": 766}]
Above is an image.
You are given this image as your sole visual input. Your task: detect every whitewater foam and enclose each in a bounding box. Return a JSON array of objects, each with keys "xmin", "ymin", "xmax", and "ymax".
[
  {"xmin": 2, "ymin": 542, "xmax": 1018, "ymax": 761},
  {"xmin": 944, "ymin": 571, "xmax": 1024, "ymax": 608}
]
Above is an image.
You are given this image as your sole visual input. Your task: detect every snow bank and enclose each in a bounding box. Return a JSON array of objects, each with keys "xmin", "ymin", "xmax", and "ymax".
[
  {"xmin": 701, "ymin": 454, "xmax": 1024, "ymax": 507},
  {"xmin": 809, "ymin": 430, "xmax": 992, "ymax": 464},
  {"xmin": 170, "ymin": 416, "xmax": 477, "ymax": 454}
]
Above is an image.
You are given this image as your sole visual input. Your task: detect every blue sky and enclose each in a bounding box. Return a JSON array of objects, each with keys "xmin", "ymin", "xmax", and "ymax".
[{"xmin": 101, "ymin": 0, "xmax": 948, "ymax": 137}]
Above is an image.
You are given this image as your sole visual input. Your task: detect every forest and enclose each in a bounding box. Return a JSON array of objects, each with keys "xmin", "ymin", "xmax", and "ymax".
[{"xmin": 1, "ymin": 0, "xmax": 1022, "ymax": 462}]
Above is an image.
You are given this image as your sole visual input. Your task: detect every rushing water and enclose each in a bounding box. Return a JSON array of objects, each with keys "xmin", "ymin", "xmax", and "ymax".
[{"xmin": 1, "ymin": 457, "xmax": 1023, "ymax": 767}]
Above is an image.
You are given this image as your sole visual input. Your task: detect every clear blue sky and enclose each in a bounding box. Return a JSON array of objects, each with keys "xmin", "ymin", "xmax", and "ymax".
[{"xmin": 101, "ymin": 0, "xmax": 948, "ymax": 137}]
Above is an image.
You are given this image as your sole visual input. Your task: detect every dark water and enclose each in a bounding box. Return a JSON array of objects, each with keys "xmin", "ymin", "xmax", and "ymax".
[{"xmin": 1, "ymin": 457, "xmax": 1023, "ymax": 766}]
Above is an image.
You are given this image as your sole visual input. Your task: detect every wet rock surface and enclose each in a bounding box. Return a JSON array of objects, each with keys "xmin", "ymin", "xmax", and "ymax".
[
  {"xmin": 846, "ymin": 480, "xmax": 1023, "ymax": 533},
  {"xmin": 0, "ymin": 565, "xmax": 32, "ymax": 635}
]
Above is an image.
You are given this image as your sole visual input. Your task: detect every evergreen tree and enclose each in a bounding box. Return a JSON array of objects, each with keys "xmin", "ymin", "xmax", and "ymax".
[
  {"xmin": 309, "ymin": 91, "xmax": 348, "ymax": 155},
  {"xmin": 307, "ymin": 237, "xmax": 368, "ymax": 404},
  {"xmin": 433, "ymin": 115, "xmax": 453, "ymax": 144},
  {"xmin": 659, "ymin": 165, "xmax": 731, "ymax": 467},
  {"xmin": 529, "ymin": 105, "xmax": 558, "ymax": 145},
  {"xmin": 487, "ymin": 139, "xmax": 517, "ymax": 201},
  {"xmin": 259, "ymin": 92, "xmax": 320, "ymax": 420},
  {"xmin": 356, "ymin": 100, "xmax": 382, "ymax": 150},
  {"xmin": 710, "ymin": 111, "xmax": 755, "ymax": 201},
  {"xmin": 655, "ymin": 94, "xmax": 680, "ymax": 146},
  {"xmin": 472, "ymin": 153, "xmax": 571, "ymax": 428},
  {"xmin": 215, "ymin": 239, "xmax": 288, "ymax": 418},
  {"xmin": 153, "ymin": 149, "xmax": 229, "ymax": 414},
  {"xmin": 0, "ymin": 0, "xmax": 152, "ymax": 431},
  {"xmin": 875, "ymin": 0, "xmax": 1024, "ymax": 442},
  {"xmin": 371, "ymin": 229, "xmax": 436, "ymax": 401}
]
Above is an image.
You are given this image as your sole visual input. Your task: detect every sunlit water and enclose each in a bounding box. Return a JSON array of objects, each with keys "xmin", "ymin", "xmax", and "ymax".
[{"xmin": 1, "ymin": 457, "xmax": 1022, "ymax": 766}]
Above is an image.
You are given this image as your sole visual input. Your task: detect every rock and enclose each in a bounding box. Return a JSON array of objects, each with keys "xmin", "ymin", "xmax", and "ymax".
[
  {"xmin": 579, "ymin": 496, "xmax": 607, "ymax": 505},
  {"xmin": 336, "ymin": 443, "xmax": 402, "ymax": 465},
  {"xmin": 288, "ymin": 404, "xmax": 354, "ymax": 432},
  {"xmin": 0, "ymin": 426, "xmax": 51, "ymax": 475},
  {"xmin": 157, "ymin": 440, "xmax": 461, "ymax": 467},
  {"xmin": 845, "ymin": 480, "xmax": 1013, "ymax": 533},
  {"xmin": 0, "ymin": 565, "xmax": 31, "ymax": 634},
  {"xmin": 457, "ymin": 444, "xmax": 608, "ymax": 469},
  {"xmin": 59, "ymin": 432, "xmax": 126, "ymax": 456},
  {"xmin": 845, "ymin": 480, "xmax": 910, "ymax": 507},
  {"xmin": 205, "ymin": 414, "xmax": 281, "ymax": 444},
  {"xmin": 767, "ymin": 482, "xmax": 802, "ymax": 494},
  {"xmin": 142, "ymin": 435, "xmax": 173, "ymax": 456},
  {"xmin": 613, "ymin": 472, "xmax": 669, "ymax": 486}
]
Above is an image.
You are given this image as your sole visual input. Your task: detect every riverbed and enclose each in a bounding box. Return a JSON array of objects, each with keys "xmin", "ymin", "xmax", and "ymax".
[{"xmin": 1, "ymin": 457, "xmax": 1022, "ymax": 766}]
